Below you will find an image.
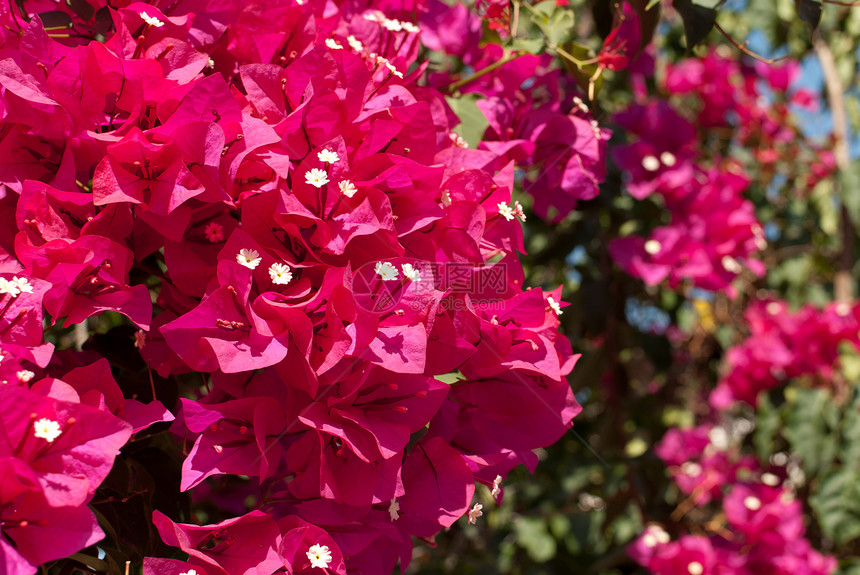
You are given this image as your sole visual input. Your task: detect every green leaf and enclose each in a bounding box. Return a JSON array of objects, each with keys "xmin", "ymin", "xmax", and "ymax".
[
  {"xmin": 754, "ymin": 392, "xmax": 781, "ymax": 462},
  {"xmin": 445, "ymin": 94, "xmax": 489, "ymax": 149},
  {"xmin": 673, "ymin": 0, "xmax": 718, "ymax": 49},
  {"xmin": 794, "ymin": 0, "xmax": 822, "ymax": 30},
  {"xmin": 532, "ymin": 4, "xmax": 575, "ymax": 46},
  {"xmin": 509, "ymin": 36, "xmax": 546, "ymax": 54},
  {"xmin": 810, "ymin": 468, "xmax": 860, "ymax": 546},
  {"xmin": 783, "ymin": 388, "xmax": 839, "ymax": 476},
  {"xmin": 514, "ymin": 516, "xmax": 558, "ymax": 562},
  {"xmin": 840, "ymin": 386, "xmax": 860, "ymax": 468}
]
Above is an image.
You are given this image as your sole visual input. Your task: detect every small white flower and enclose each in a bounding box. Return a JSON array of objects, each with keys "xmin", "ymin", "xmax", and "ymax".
[
  {"xmin": 491, "ymin": 475, "xmax": 503, "ymax": 498},
  {"xmin": 401, "ymin": 21, "xmax": 420, "ymax": 33},
  {"xmin": 383, "ymin": 60, "xmax": 404, "ymax": 78},
  {"xmin": 513, "ymin": 201, "xmax": 526, "ymax": 222},
  {"xmin": 306, "ymin": 543, "xmax": 332, "ymax": 569},
  {"xmin": 644, "ymin": 239, "xmax": 662, "ymax": 255},
  {"xmin": 721, "ymin": 255, "xmax": 742, "ymax": 273},
  {"xmin": 325, "ymin": 38, "xmax": 344, "ymax": 50},
  {"xmin": 382, "ymin": 18, "xmax": 403, "ymax": 31},
  {"xmin": 708, "ymin": 426, "xmax": 730, "ymax": 450},
  {"xmin": 347, "ymin": 35, "xmax": 364, "ymax": 52},
  {"xmin": 766, "ymin": 301, "xmax": 783, "ymax": 315},
  {"xmin": 236, "ymin": 248, "xmax": 262, "ymax": 270},
  {"xmin": 33, "ymin": 418, "xmax": 62, "ymax": 442},
  {"xmin": 660, "ymin": 151, "xmax": 677, "ymax": 167},
  {"xmin": 317, "ymin": 149, "xmax": 340, "ymax": 164},
  {"xmin": 743, "ymin": 496, "xmax": 762, "ymax": 511},
  {"xmin": 363, "ymin": 11, "xmax": 382, "ymax": 21},
  {"xmin": 374, "ymin": 261, "xmax": 399, "ymax": 281},
  {"xmin": 573, "ymin": 96, "xmax": 590, "ymax": 113},
  {"xmin": 12, "ymin": 277, "xmax": 33, "ymax": 294},
  {"xmin": 179, "ymin": 570, "xmax": 198, "ymax": 575},
  {"xmin": 339, "ymin": 180, "xmax": 357, "ymax": 198},
  {"xmin": 206, "ymin": 58, "xmax": 215, "ymax": 69},
  {"xmin": 17, "ymin": 370, "xmax": 35, "ymax": 383},
  {"xmin": 547, "ymin": 296, "xmax": 562, "ymax": 316},
  {"xmin": 140, "ymin": 11, "xmax": 165, "ymax": 27},
  {"xmin": 388, "ymin": 498, "xmax": 400, "ymax": 521},
  {"xmin": 681, "ymin": 461, "xmax": 702, "ymax": 477},
  {"xmin": 401, "ymin": 263, "xmax": 421, "ymax": 282},
  {"xmin": 268, "ymin": 262, "xmax": 293, "ymax": 285},
  {"xmin": 449, "ymin": 133, "xmax": 468, "ymax": 148},
  {"xmin": 440, "ymin": 189, "xmax": 452, "ymax": 207},
  {"xmin": 305, "ymin": 168, "xmax": 330, "ymax": 188},
  {"xmin": 498, "ymin": 202, "xmax": 515, "ymax": 221},
  {"xmin": 641, "ymin": 155, "xmax": 660, "ymax": 172},
  {"xmin": 761, "ymin": 472, "xmax": 781, "ymax": 486},
  {"xmin": 687, "ymin": 561, "xmax": 704, "ymax": 575},
  {"xmin": 467, "ymin": 502, "xmax": 483, "ymax": 524},
  {"xmin": 204, "ymin": 222, "xmax": 225, "ymax": 243},
  {"xmin": 0, "ymin": 277, "xmax": 21, "ymax": 298}
]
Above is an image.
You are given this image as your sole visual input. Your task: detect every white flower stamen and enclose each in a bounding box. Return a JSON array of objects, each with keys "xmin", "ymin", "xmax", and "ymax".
[
  {"xmin": 388, "ymin": 498, "xmax": 400, "ymax": 521},
  {"xmin": 687, "ymin": 561, "xmax": 704, "ymax": 575},
  {"xmin": 17, "ymin": 370, "xmax": 35, "ymax": 383},
  {"xmin": 325, "ymin": 38, "xmax": 344, "ymax": 50}
]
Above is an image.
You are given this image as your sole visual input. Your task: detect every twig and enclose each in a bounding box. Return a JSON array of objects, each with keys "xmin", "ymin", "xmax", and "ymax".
[
  {"xmin": 448, "ymin": 51, "xmax": 524, "ymax": 92},
  {"xmin": 714, "ymin": 22, "xmax": 789, "ymax": 65},
  {"xmin": 814, "ymin": 32, "xmax": 855, "ymax": 303}
]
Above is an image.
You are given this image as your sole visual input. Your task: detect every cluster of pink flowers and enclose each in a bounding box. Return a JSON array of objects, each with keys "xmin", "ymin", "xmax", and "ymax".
[
  {"xmin": 0, "ymin": 0, "xmax": 586, "ymax": 572},
  {"xmin": 629, "ymin": 422, "xmax": 836, "ymax": 574},
  {"xmin": 628, "ymin": 301, "xmax": 853, "ymax": 573},
  {"xmin": 711, "ymin": 300, "xmax": 860, "ymax": 408},
  {"xmin": 607, "ymin": 49, "xmax": 832, "ymax": 293},
  {"xmin": 422, "ymin": 0, "xmax": 610, "ymax": 222}
]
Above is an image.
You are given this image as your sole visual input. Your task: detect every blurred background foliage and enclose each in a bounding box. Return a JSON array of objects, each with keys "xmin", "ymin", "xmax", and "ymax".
[{"xmin": 407, "ymin": 0, "xmax": 860, "ymax": 572}]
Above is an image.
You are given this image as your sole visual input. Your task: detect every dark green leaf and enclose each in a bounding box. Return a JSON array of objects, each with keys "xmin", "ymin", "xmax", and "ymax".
[
  {"xmin": 794, "ymin": 0, "xmax": 822, "ymax": 30},
  {"xmin": 672, "ymin": 0, "xmax": 717, "ymax": 49},
  {"xmin": 810, "ymin": 468, "xmax": 860, "ymax": 546},
  {"xmin": 37, "ymin": 10, "xmax": 73, "ymax": 30},
  {"xmin": 67, "ymin": 0, "xmax": 95, "ymax": 21}
]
